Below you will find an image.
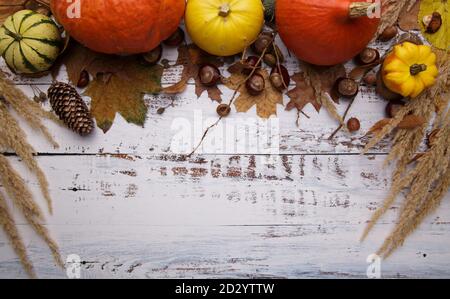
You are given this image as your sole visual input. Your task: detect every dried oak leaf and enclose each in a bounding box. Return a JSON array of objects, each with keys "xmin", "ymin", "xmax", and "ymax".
[
  {"xmin": 0, "ymin": 0, "xmax": 50, "ymax": 24},
  {"xmin": 286, "ymin": 64, "xmax": 346, "ymax": 113},
  {"xmin": 52, "ymin": 42, "xmax": 94, "ymax": 83},
  {"xmin": 368, "ymin": 115, "xmax": 427, "ymax": 134},
  {"xmin": 0, "ymin": 1, "xmax": 27, "ymax": 24},
  {"xmin": 54, "ymin": 42, "xmax": 163, "ymax": 133},
  {"xmin": 85, "ymin": 59, "xmax": 163, "ymax": 133},
  {"xmin": 163, "ymin": 44, "xmax": 224, "ymax": 103},
  {"xmin": 286, "ymin": 72, "xmax": 319, "ymax": 112},
  {"xmin": 225, "ymin": 68, "xmax": 283, "ymax": 119},
  {"xmin": 398, "ymin": 0, "xmax": 420, "ymax": 31}
]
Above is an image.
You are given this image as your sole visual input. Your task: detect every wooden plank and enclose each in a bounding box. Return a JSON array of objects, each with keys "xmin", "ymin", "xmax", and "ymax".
[
  {"xmin": 1, "ymin": 154, "xmax": 400, "ymax": 226},
  {"xmin": 0, "ymin": 155, "xmax": 449, "ymax": 278},
  {"xmin": 3, "ymin": 83, "xmax": 392, "ymax": 155},
  {"xmin": 1, "ymin": 224, "xmax": 449, "ymax": 279}
]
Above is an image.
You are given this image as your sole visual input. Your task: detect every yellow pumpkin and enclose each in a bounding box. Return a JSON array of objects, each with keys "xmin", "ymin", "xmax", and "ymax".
[
  {"xmin": 382, "ymin": 42, "xmax": 439, "ymax": 98},
  {"xmin": 185, "ymin": 0, "xmax": 265, "ymax": 56},
  {"xmin": 0, "ymin": 10, "xmax": 62, "ymax": 74}
]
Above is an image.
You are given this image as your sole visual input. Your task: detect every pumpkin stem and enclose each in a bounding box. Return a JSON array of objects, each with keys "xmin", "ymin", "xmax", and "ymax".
[
  {"xmin": 349, "ymin": 2, "xmax": 380, "ymax": 19},
  {"xmin": 7, "ymin": 30, "xmax": 22, "ymax": 41},
  {"xmin": 218, "ymin": 3, "xmax": 231, "ymax": 17},
  {"xmin": 410, "ymin": 64, "xmax": 428, "ymax": 76}
]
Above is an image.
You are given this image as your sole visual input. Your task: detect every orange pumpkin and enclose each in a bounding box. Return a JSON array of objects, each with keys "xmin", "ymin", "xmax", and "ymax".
[
  {"xmin": 276, "ymin": 0, "xmax": 381, "ymax": 66},
  {"xmin": 51, "ymin": 0, "xmax": 186, "ymax": 55}
]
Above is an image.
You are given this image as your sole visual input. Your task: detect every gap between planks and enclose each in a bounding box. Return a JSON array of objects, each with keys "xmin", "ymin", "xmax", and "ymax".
[{"xmin": 0, "ymin": 152, "xmax": 390, "ymax": 157}]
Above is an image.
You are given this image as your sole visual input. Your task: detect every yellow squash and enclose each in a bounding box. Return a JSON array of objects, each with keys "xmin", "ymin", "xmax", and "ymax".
[
  {"xmin": 0, "ymin": 10, "xmax": 62, "ymax": 74},
  {"xmin": 382, "ymin": 42, "xmax": 439, "ymax": 98},
  {"xmin": 185, "ymin": 0, "xmax": 265, "ymax": 56}
]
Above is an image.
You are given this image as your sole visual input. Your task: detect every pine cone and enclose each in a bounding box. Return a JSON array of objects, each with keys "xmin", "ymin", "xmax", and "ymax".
[{"xmin": 48, "ymin": 82, "xmax": 94, "ymax": 136}]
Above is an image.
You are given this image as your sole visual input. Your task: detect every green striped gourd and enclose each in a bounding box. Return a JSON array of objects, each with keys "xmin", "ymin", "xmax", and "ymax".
[{"xmin": 0, "ymin": 10, "xmax": 61, "ymax": 74}]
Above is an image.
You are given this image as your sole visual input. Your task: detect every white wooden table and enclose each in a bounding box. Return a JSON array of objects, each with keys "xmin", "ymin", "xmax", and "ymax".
[{"xmin": 0, "ymin": 35, "xmax": 449, "ymax": 279}]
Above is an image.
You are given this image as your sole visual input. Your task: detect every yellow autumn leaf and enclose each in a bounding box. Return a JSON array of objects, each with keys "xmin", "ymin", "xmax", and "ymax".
[{"xmin": 225, "ymin": 69, "xmax": 283, "ymax": 119}]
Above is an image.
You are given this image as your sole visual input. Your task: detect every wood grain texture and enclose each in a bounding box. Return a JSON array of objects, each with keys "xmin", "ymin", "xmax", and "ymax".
[
  {"xmin": 2, "ymin": 84, "xmax": 392, "ymax": 155},
  {"xmin": 0, "ymin": 155, "xmax": 449, "ymax": 278}
]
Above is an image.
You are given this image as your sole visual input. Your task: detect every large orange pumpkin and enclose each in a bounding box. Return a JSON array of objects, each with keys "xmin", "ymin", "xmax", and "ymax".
[
  {"xmin": 276, "ymin": 0, "xmax": 381, "ymax": 66},
  {"xmin": 51, "ymin": 0, "xmax": 185, "ymax": 54}
]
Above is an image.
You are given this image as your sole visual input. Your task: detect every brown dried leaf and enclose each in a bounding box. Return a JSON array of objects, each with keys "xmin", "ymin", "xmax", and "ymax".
[
  {"xmin": 398, "ymin": 0, "xmax": 420, "ymax": 31},
  {"xmin": 52, "ymin": 42, "xmax": 95, "ymax": 83},
  {"xmin": 35, "ymin": 0, "xmax": 50, "ymax": 6},
  {"xmin": 225, "ymin": 69, "xmax": 283, "ymax": 119},
  {"xmin": 286, "ymin": 64, "xmax": 346, "ymax": 113},
  {"xmin": 54, "ymin": 42, "xmax": 163, "ymax": 133},
  {"xmin": 227, "ymin": 60, "xmax": 246, "ymax": 74},
  {"xmin": 0, "ymin": 0, "xmax": 51, "ymax": 24},
  {"xmin": 164, "ymin": 44, "xmax": 224, "ymax": 102},
  {"xmin": 84, "ymin": 58, "xmax": 163, "ymax": 133},
  {"xmin": 0, "ymin": 1, "xmax": 26, "ymax": 24},
  {"xmin": 377, "ymin": 0, "xmax": 418, "ymax": 36},
  {"xmin": 286, "ymin": 72, "xmax": 320, "ymax": 112},
  {"xmin": 368, "ymin": 115, "xmax": 427, "ymax": 134}
]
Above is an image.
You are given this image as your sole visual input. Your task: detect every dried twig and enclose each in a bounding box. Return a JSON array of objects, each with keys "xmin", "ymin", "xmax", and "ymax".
[
  {"xmin": 188, "ymin": 32, "xmax": 278, "ymax": 157},
  {"xmin": 328, "ymin": 96, "xmax": 357, "ymax": 140}
]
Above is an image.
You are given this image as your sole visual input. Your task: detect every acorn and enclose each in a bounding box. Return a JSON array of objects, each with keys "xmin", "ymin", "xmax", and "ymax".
[
  {"xmin": 77, "ymin": 70, "xmax": 90, "ymax": 88},
  {"xmin": 242, "ymin": 56, "xmax": 262, "ymax": 75},
  {"xmin": 246, "ymin": 73, "xmax": 265, "ymax": 96},
  {"xmin": 347, "ymin": 118, "xmax": 361, "ymax": 132},
  {"xmin": 263, "ymin": 53, "xmax": 277, "ymax": 67},
  {"xmin": 270, "ymin": 65, "xmax": 290, "ymax": 91},
  {"xmin": 163, "ymin": 27, "xmax": 185, "ymax": 47},
  {"xmin": 270, "ymin": 45, "xmax": 284, "ymax": 64},
  {"xmin": 379, "ymin": 26, "xmax": 398, "ymax": 42},
  {"xmin": 198, "ymin": 64, "xmax": 221, "ymax": 87},
  {"xmin": 423, "ymin": 12, "xmax": 442, "ymax": 34},
  {"xmin": 252, "ymin": 33, "xmax": 273, "ymax": 55},
  {"xmin": 356, "ymin": 48, "xmax": 380, "ymax": 65},
  {"xmin": 363, "ymin": 72, "xmax": 377, "ymax": 86},
  {"xmin": 142, "ymin": 45, "xmax": 163, "ymax": 65},
  {"xmin": 216, "ymin": 104, "xmax": 231, "ymax": 117},
  {"xmin": 385, "ymin": 100, "xmax": 405, "ymax": 118},
  {"xmin": 336, "ymin": 78, "xmax": 359, "ymax": 98}
]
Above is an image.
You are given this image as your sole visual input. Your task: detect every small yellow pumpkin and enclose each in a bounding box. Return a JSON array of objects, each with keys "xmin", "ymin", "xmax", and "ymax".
[
  {"xmin": 185, "ymin": 0, "xmax": 265, "ymax": 56},
  {"xmin": 382, "ymin": 42, "xmax": 439, "ymax": 98}
]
